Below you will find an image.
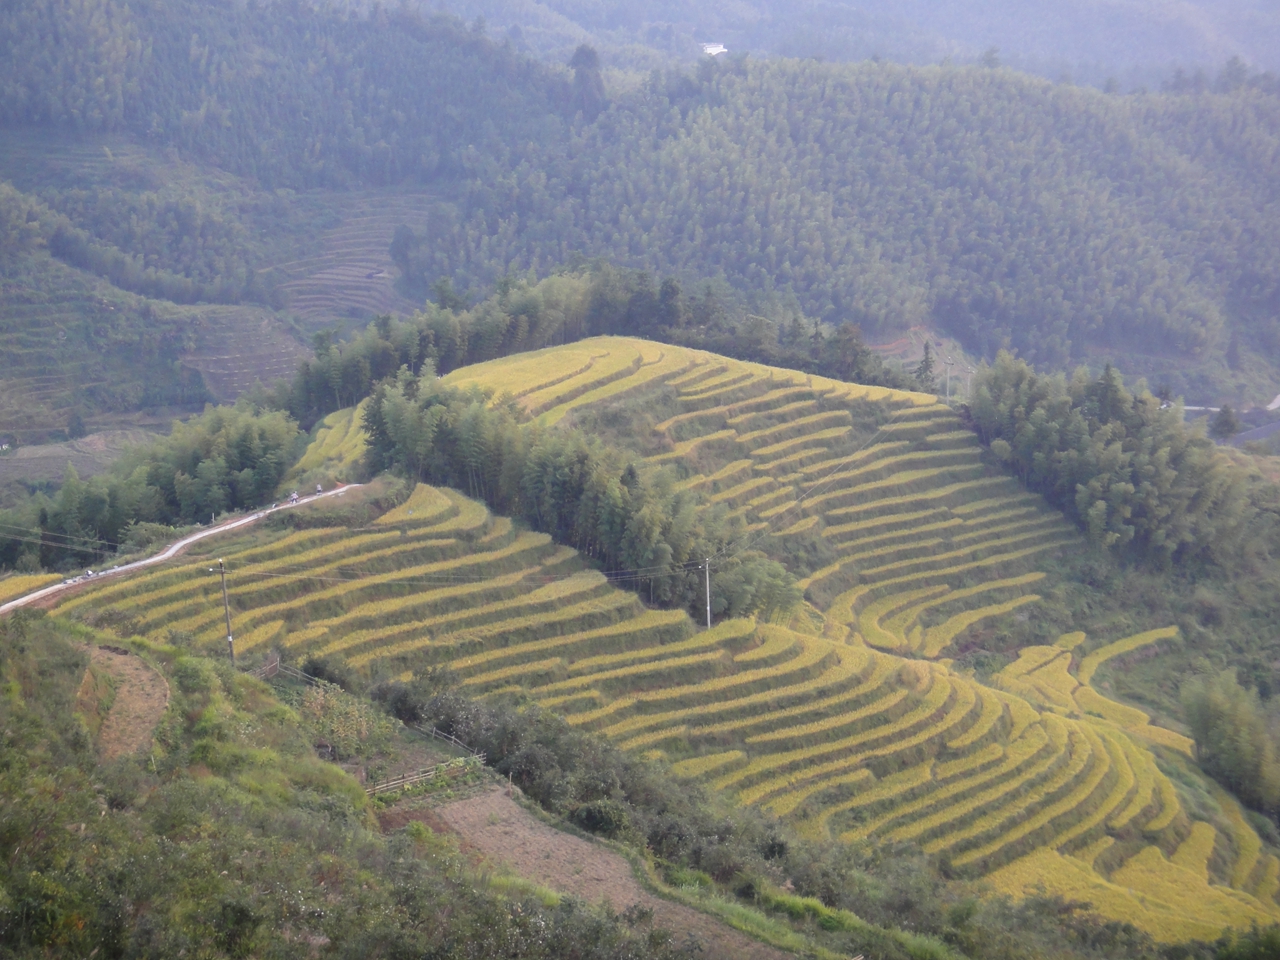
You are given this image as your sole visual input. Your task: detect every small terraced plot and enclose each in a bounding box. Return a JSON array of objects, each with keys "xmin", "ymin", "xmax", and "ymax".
[{"xmin": 53, "ymin": 338, "xmax": 1280, "ymax": 941}]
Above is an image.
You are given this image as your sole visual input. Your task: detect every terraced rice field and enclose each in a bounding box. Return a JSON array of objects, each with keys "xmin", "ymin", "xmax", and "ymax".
[
  {"xmin": 47, "ymin": 338, "xmax": 1280, "ymax": 941},
  {"xmin": 178, "ymin": 306, "xmax": 310, "ymax": 401},
  {"xmin": 265, "ymin": 192, "xmax": 435, "ymax": 328},
  {"xmin": 286, "ymin": 401, "xmax": 369, "ymax": 485}
]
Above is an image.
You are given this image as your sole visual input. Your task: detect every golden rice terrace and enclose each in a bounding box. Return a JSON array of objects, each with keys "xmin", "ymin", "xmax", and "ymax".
[{"xmin": 55, "ymin": 337, "xmax": 1280, "ymax": 941}]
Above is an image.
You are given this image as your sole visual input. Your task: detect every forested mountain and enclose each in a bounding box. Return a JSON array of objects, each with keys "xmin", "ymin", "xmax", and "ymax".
[
  {"xmin": 2, "ymin": 0, "xmax": 1279, "ymax": 442},
  {"xmin": 412, "ymin": 59, "xmax": 1280, "ymax": 398},
  {"xmin": 0, "ymin": 0, "xmax": 571, "ymax": 188}
]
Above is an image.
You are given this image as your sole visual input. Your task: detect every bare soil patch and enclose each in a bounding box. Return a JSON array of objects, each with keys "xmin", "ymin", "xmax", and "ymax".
[
  {"xmin": 88, "ymin": 646, "xmax": 170, "ymax": 761},
  {"xmin": 429, "ymin": 787, "xmax": 789, "ymax": 960}
]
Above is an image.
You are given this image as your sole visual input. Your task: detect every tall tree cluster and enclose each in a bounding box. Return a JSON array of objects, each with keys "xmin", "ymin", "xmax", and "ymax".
[
  {"xmin": 0, "ymin": 403, "xmax": 299, "ymax": 571},
  {"xmin": 281, "ymin": 268, "xmax": 923, "ymax": 427},
  {"xmin": 967, "ymin": 352, "xmax": 1256, "ymax": 568},
  {"xmin": 418, "ymin": 59, "xmax": 1279, "ymax": 386},
  {"xmin": 0, "ymin": 0, "xmax": 572, "ymax": 188},
  {"xmin": 363, "ymin": 369, "xmax": 800, "ymax": 621},
  {"xmin": 1183, "ymin": 669, "xmax": 1280, "ymax": 816}
]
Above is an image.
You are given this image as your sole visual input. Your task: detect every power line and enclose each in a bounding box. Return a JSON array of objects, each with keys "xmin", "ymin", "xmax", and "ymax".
[{"xmin": 0, "ymin": 521, "xmax": 124, "ymax": 550}]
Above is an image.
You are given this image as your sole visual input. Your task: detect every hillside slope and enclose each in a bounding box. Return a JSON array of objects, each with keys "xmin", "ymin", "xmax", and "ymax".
[
  {"xmin": 0, "ymin": 613, "xmax": 701, "ymax": 958},
  {"xmin": 50, "ymin": 339, "xmax": 1280, "ymax": 940},
  {"xmin": 5, "ymin": 0, "xmax": 1279, "ymax": 404},
  {"xmin": 425, "ymin": 64, "xmax": 1280, "ymax": 399}
]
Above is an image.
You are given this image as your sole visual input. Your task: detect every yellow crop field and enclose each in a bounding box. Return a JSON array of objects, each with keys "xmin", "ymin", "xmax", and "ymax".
[
  {"xmin": 947, "ymin": 686, "xmax": 1007, "ymax": 749},
  {"xmin": 921, "ymin": 595, "xmax": 1041, "ymax": 657},
  {"xmin": 850, "ymin": 741, "xmax": 1035, "ymax": 841},
  {"xmin": 886, "ymin": 573, "xmax": 1046, "ymax": 651},
  {"xmin": 1078, "ymin": 626, "xmax": 1181, "ymax": 685},
  {"xmin": 441, "ymin": 344, "xmax": 601, "ymax": 399},
  {"xmin": 0, "ymin": 573, "xmax": 62, "ymax": 605},
  {"xmin": 932, "ymin": 722, "xmax": 1092, "ymax": 861},
  {"xmin": 675, "ymin": 459, "xmax": 753, "ymax": 493},
  {"xmin": 605, "ymin": 651, "xmax": 872, "ymax": 741},
  {"xmin": 736, "ymin": 410, "xmax": 854, "ymax": 449},
  {"xmin": 539, "ymin": 349, "xmax": 691, "ymax": 426},
  {"xmin": 1108, "ymin": 733, "xmax": 1159, "ymax": 829},
  {"xmin": 286, "ymin": 401, "xmax": 369, "ymax": 483},
  {"xmin": 45, "ymin": 339, "xmax": 1265, "ymax": 942},
  {"xmin": 1215, "ymin": 787, "xmax": 1263, "ymax": 889},
  {"xmin": 752, "ymin": 428, "xmax": 853, "ymax": 465},
  {"xmin": 671, "ymin": 751, "xmax": 746, "ymax": 778},
  {"xmin": 892, "ymin": 723, "xmax": 1066, "ymax": 845},
  {"xmin": 986, "ymin": 847, "xmax": 1262, "ymax": 943},
  {"xmin": 452, "ymin": 610, "xmax": 691, "ymax": 676},
  {"xmin": 811, "ymin": 764, "xmax": 934, "ymax": 835},
  {"xmin": 978, "ymin": 725, "xmax": 1124, "ymax": 864},
  {"xmin": 375, "ymin": 483, "xmax": 455, "ymax": 526},
  {"xmin": 1171, "ymin": 821, "xmax": 1218, "ymax": 880},
  {"xmin": 1257, "ymin": 857, "xmax": 1280, "ymax": 905},
  {"xmin": 317, "ymin": 570, "xmax": 610, "ymax": 661},
  {"xmin": 937, "ymin": 742, "xmax": 1006, "ymax": 780},
  {"xmin": 569, "ymin": 619, "xmax": 755, "ymax": 674}
]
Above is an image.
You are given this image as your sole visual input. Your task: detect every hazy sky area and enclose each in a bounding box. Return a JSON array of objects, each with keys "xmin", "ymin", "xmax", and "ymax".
[{"xmin": 425, "ymin": 0, "xmax": 1280, "ymax": 86}]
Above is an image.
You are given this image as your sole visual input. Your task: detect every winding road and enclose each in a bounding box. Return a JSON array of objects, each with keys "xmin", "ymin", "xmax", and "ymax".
[{"xmin": 0, "ymin": 483, "xmax": 363, "ymax": 616}]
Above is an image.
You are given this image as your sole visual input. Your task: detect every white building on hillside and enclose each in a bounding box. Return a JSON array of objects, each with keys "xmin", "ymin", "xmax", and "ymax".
[{"xmin": 701, "ymin": 42, "xmax": 727, "ymax": 56}]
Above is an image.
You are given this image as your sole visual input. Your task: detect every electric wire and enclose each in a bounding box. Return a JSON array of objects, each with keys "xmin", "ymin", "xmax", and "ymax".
[{"xmin": 6, "ymin": 392, "xmax": 930, "ymax": 606}]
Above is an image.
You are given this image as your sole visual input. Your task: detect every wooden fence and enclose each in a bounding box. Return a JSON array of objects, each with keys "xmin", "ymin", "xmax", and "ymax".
[{"xmin": 366, "ymin": 754, "xmax": 486, "ymax": 795}]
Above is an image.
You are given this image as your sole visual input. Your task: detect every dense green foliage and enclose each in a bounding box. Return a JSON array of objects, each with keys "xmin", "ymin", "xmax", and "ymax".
[
  {"xmin": 967, "ymin": 352, "xmax": 1256, "ymax": 568},
  {"xmin": 0, "ymin": 404, "xmax": 300, "ymax": 571},
  {"xmin": 418, "ymin": 59, "xmax": 1280, "ymax": 391},
  {"xmin": 0, "ymin": 183, "xmax": 215, "ymax": 431},
  {"xmin": 427, "ymin": 0, "xmax": 1280, "ymax": 84},
  {"xmin": 0, "ymin": 0, "xmax": 570, "ymax": 189},
  {"xmin": 0, "ymin": 611, "xmax": 693, "ymax": 958},
  {"xmin": 282, "ymin": 269, "xmax": 918, "ymax": 426},
  {"xmin": 362, "ymin": 371, "xmax": 799, "ymax": 620},
  {"xmin": 5, "ymin": 0, "xmax": 1280, "ymax": 404},
  {"xmin": 0, "ymin": 176, "xmax": 277, "ymax": 306},
  {"xmin": 1183, "ymin": 669, "xmax": 1280, "ymax": 816}
]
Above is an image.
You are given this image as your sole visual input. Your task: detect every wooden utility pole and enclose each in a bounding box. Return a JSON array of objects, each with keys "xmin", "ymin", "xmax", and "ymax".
[
  {"xmin": 704, "ymin": 558, "xmax": 712, "ymax": 629},
  {"xmin": 218, "ymin": 559, "xmax": 234, "ymax": 664}
]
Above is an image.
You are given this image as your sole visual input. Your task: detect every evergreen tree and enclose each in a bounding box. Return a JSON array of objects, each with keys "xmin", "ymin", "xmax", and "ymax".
[
  {"xmin": 914, "ymin": 342, "xmax": 937, "ymax": 393},
  {"xmin": 1212, "ymin": 404, "xmax": 1241, "ymax": 439}
]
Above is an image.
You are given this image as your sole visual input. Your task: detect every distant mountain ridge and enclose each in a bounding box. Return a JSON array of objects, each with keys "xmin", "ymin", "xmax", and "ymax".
[{"xmin": 420, "ymin": 0, "xmax": 1280, "ymax": 83}]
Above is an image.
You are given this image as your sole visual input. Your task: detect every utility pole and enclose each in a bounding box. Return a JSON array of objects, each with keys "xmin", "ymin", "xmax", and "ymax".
[
  {"xmin": 218, "ymin": 559, "xmax": 234, "ymax": 664},
  {"xmin": 944, "ymin": 356, "xmax": 955, "ymax": 400},
  {"xmin": 704, "ymin": 558, "xmax": 712, "ymax": 629}
]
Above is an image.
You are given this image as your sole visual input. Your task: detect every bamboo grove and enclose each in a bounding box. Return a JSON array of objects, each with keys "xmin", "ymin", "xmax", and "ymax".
[{"xmin": 362, "ymin": 367, "xmax": 799, "ymax": 621}]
